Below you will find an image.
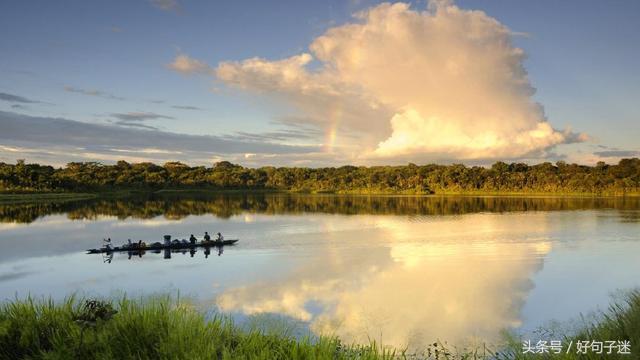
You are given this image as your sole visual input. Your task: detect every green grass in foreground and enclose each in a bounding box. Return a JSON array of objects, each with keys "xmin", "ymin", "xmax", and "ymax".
[
  {"xmin": 0, "ymin": 296, "xmax": 400, "ymax": 360},
  {"xmin": 0, "ymin": 291, "xmax": 638, "ymax": 359},
  {"xmin": 501, "ymin": 289, "xmax": 640, "ymax": 360}
]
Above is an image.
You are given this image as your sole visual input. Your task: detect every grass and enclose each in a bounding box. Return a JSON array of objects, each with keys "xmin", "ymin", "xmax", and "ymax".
[
  {"xmin": 498, "ymin": 289, "xmax": 640, "ymax": 359},
  {"xmin": 0, "ymin": 190, "xmax": 166, "ymax": 204},
  {"xmin": 0, "ymin": 291, "xmax": 637, "ymax": 359},
  {"xmin": 0, "ymin": 295, "xmax": 403, "ymax": 360},
  {"xmin": 0, "ymin": 192, "xmax": 98, "ymax": 204}
]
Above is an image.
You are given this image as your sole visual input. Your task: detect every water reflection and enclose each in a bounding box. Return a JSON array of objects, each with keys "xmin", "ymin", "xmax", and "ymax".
[
  {"xmin": 108, "ymin": 246, "xmax": 226, "ymax": 260},
  {"xmin": 0, "ymin": 194, "xmax": 639, "ymax": 349},
  {"xmin": 2, "ymin": 193, "xmax": 639, "ymax": 223},
  {"xmin": 216, "ymin": 214, "xmax": 553, "ymax": 348}
]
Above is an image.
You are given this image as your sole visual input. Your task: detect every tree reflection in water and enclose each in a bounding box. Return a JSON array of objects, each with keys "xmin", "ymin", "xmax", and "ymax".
[{"xmin": 2, "ymin": 192, "xmax": 639, "ymax": 224}]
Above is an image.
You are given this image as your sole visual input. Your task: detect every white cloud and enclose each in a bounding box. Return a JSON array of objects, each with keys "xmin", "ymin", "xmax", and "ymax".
[
  {"xmin": 215, "ymin": 1, "xmax": 586, "ymax": 163},
  {"xmin": 150, "ymin": 0, "xmax": 179, "ymax": 12},
  {"xmin": 167, "ymin": 54, "xmax": 212, "ymax": 75}
]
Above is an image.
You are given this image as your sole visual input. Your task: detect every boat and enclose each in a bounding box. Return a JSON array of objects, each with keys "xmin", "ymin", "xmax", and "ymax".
[{"xmin": 86, "ymin": 239, "xmax": 239, "ymax": 254}]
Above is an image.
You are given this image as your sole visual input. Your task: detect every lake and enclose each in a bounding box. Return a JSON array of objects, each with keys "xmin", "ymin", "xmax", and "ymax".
[{"xmin": 1, "ymin": 193, "xmax": 639, "ymax": 349}]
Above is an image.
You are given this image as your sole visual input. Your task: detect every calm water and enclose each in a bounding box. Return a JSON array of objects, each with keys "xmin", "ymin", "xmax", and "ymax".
[{"xmin": 1, "ymin": 194, "xmax": 639, "ymax": 348}]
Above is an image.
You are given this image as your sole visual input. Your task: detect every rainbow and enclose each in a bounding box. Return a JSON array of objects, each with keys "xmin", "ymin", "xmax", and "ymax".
[{"xmin": 323, "ymin": 106, "xmax": 342, "ymax": 153}]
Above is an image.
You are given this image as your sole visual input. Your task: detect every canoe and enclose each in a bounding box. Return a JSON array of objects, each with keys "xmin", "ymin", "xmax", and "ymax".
[
  {"xmin": 86, "ymin": 239, "xmax": 239, "ymax": 254},
  {"xmin": 199, "ymin": 239, "xmax": 239, "ymax": 247}
]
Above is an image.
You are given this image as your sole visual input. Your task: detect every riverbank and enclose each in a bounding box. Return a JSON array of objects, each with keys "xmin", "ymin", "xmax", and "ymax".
[
  {"xmin": 0, "ymin": 192, "xmax": 99, "ymax": 204},
  {"xmin": 1, "ymin": 290, "xmax": 637, "ymax": 359},
  {"xmin": 2, "ymin": 188, "xmax": 639, "ymax": 204}
]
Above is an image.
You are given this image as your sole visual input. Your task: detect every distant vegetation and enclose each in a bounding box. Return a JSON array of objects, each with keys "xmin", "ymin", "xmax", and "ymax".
[
  {"xmin": 1, "ymin": 158, "xmax": 639, "ymax": 195},
  {"xmin": 1, "ymin": 290, "xmax": 638, "ymax": 359}
]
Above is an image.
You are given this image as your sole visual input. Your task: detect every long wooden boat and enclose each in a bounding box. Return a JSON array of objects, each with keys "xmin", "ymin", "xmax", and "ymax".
[{"xmin": 86, "ymin": 239, "xmax": 239, "ymax": 254}]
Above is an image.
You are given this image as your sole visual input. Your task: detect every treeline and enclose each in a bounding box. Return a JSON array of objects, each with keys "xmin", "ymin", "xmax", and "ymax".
[{"xmin": 1, "ymin": 158, "xmax": 639, "ymax": 195}]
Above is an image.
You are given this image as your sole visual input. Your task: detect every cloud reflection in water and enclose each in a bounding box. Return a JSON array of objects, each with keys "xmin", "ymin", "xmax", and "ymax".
[{"xmin": 217, "ymin": 214, "xmax": 552, "ymax": 348}]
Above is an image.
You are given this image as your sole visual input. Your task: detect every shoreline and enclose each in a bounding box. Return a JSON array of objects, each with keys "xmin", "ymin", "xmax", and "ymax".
[{"xmin": 1, "ymin": 189, "xmax": 639, "ymax": 203}]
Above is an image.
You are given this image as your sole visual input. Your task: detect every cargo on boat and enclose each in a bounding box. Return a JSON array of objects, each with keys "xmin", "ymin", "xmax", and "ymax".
[{"xmin": 87, "ymin": 235, "xmax": 239, "ymax": 254}]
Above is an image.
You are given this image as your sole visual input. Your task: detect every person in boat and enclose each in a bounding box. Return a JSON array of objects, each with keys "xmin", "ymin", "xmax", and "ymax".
[
  {"xmin": 216, "ymin": 232, "xmax": 224, "ymax": 242},
  {"xmin": 189, "ymin": 234, "xmax": 197, "ymax": 244},
  {"xmin": 204, "ymin": 232, "xmax": 211, "ymax": 241}
]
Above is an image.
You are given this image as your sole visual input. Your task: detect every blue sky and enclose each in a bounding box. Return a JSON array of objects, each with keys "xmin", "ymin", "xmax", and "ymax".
[{"xmin": 1, "ymin": 0, "xmax": 638, "ymax": 166}]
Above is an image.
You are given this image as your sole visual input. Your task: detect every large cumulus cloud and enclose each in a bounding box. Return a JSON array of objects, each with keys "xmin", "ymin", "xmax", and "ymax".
[{"xmin": 211, "ymin": 1, "xmax": 586, "ymax": 162}]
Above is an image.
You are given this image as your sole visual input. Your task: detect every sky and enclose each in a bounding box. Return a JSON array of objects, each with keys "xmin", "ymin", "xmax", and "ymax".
[{"xmin": 1, "ymin": 0, "xmax": 638, "ymax": 167}]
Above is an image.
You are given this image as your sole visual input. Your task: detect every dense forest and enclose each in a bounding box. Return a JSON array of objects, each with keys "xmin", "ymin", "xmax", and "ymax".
[{"xmin": 0, "ymin": 158, "xmax": 639, "ymax": 195}]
